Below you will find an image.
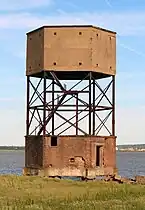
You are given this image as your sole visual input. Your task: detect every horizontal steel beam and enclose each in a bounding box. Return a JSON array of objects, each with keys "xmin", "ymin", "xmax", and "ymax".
[
  {"xmin": 29, "ymin": 108, "xmax": 112, "ymax": 112},
  {"xmin": 46, "ymin": 90, "xmax": 89, "ymax": 94}
]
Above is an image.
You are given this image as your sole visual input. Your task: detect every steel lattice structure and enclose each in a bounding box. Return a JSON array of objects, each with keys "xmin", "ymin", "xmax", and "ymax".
[{"xmin": 26, "ymin": 71, "xmax": 115, "ymax": 137}]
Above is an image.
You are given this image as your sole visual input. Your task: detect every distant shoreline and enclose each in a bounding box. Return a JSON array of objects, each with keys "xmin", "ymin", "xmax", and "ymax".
[
  {"xmin": 117, "ymin": 150, "xmax": 145, "ymax": 152},
  {"xmin": 0, "ymin": 147, "xmax": 24, "ymax": 151},
  {"xmin": 0, "ymin": 150, "xmax": 24, "ymax": 152},
  {"xmin": 1, "ymin": 150, "xmax": 145, "ymax": 152},
  {"xmin": 0, "ymin": 150, "xmax": 145, "ymax": 153},
  {"xmin": 0, "ymin": 145, "xmax": 145, "ymax": 153}
]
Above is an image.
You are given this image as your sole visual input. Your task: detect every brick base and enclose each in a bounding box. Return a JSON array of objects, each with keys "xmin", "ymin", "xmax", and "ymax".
[{"xmin": 25, "ymin": 135, "xmax": 117, "ymax": 177}]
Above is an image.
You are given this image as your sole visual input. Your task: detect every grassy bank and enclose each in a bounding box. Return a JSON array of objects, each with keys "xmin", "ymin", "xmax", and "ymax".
[{"xmin": 0, "ymin": 175, "xmax": 145, "ymax": 209}]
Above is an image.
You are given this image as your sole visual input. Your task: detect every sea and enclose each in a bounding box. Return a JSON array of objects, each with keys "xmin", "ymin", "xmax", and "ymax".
[{"xmin": 0, "ymin": 151, "xmax": 145, "ymax": 178}]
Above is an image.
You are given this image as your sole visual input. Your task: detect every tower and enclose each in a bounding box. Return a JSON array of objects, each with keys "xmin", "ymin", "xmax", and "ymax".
[{"xmin": 24, "ymin": 25, "xmax": 117, "ymax": 177}]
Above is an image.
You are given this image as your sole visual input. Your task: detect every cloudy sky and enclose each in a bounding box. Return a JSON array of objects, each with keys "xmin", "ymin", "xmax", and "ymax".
[{"xmin": 0, "ymin": 0, "xmax": 145, "ymax": 145}]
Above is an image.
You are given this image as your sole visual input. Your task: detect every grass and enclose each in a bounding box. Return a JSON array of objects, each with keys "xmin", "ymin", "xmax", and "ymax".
[{"xmin": 0, "ymin": 176, "xmax": 145, "ymax": 209}]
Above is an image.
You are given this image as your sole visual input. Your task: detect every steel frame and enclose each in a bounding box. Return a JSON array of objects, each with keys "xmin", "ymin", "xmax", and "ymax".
[{"xmin": 26, "ymin": 71, "xmax": 115, "ymax": 136}]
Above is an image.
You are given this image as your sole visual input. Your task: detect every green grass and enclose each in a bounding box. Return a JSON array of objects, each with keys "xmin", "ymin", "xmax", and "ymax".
[{"xmin": 0, "ymin": 175, "xmax": 145, "ymax": 209}]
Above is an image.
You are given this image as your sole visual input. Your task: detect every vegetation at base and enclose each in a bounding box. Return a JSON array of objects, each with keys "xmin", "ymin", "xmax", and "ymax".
[{"xmin": 0, "ymin": 175, "xmax": 145, "ymax": 209}]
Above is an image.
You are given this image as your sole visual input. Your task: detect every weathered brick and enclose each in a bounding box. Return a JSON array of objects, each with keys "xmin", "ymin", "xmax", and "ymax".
[{"xmin": 25, "ymin": 135, "xmax": 116, "ymax": 175}]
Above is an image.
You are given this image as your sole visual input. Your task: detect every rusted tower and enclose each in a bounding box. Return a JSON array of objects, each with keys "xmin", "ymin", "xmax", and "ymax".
[{"xmin": 24, "ymin": 25, "xmax": 117, "ymax": 177}]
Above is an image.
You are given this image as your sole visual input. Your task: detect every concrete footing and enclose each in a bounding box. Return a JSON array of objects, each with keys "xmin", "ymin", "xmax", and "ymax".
[{"xmin": 23, "ymin": 166, "xmax": 118, "ymax": 178}]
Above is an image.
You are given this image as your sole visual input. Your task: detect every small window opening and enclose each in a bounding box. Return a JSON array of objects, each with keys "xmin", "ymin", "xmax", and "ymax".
[
  {"xmin": 79, "ymin": 62, "xmax": 82, "ymax": 66},
  {"xmin": 96, "ymin": 33, "xmax": 99, "ymax": 37},
  {"xmin": 70, "ymin": 158, "xmax": 75, "ymax": 162},
  {"xmin": 53, "ymin": 62, "xmax": 57, "ymax": 66},
  {"xmin": 96, "ymin": 146, "xmax": 101, "ymax": 167},
  {"xmin": 96, "ymin": 64, "xmax": 98, "ymax": 67},
  {"xmin": 110, "ymin": 66, "xmax": 112, "ymax": 70},
  {"xmin": 51, "ymin": 136, "xmax": 57, "ymax": 146},
  {"xmin": 54, "ymin": 32, "xmax": 57, "ymax": 35},
  {"xmin": 79, "ymin": 32, "xmax": 82, "ymax": 35}
]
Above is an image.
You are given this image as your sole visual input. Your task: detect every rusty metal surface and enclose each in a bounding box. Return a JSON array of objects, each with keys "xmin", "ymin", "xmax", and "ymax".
[
  {"xmin": 26, "ymin": 72, "xmax": 115, "ymax": 136},
  {"xmin": 26, "ymin": 25, "xmax": 116, "ymax": 77}
]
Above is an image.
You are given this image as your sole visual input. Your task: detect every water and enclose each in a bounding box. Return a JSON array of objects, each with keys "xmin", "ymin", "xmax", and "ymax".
[
  {"xmin": 0, "ymin": 151, "xmax": 145, "ymax": 178},
  {"xmin": 0, "ymin": 151, "xmax": 24, "ymax": 175},
  {"xmin": 117, "ymin": 152, "xmax": 145, "ymax": 178}
]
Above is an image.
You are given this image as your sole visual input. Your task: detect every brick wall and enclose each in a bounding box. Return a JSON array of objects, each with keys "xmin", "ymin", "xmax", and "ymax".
[
  {"xmin": 25, "ymin": 136, "xmax": 43, "ymax": 168},
  {"xmin": 104, "ymin": 136, "xmax": 116, "ymax": 168},
  {"xmin": 25, "ymin": 135, "xmax": 116, "ymax": 171}
]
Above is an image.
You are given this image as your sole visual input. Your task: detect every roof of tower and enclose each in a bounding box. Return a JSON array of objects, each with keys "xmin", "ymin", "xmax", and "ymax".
[{"xmin": 27, "ymin": 25, "xmax": 116, "ymax": 35}]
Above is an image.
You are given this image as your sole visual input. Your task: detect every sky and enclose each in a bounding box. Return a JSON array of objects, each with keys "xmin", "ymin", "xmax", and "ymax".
[{"xmin": 0, "ymin": 0, "xmax": 145, "ymax": 145}]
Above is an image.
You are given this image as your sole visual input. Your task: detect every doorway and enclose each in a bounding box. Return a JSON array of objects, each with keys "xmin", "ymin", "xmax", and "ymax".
[{"xmin": 96, "ymin": 146, "xmax": 102, "ymax": 167}]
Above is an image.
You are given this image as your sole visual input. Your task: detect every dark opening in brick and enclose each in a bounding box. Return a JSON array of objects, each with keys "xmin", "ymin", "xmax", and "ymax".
[
  {"xmin": 96, "ymin": 146, "xmax": 101, "ymax": 166},
  {"xmin": 53, "ymin": 62, "xmax": 57, "ymax": 66},
  {"xmin": 79, "ymin": 62, "xmax": 82, "ymax": 66},
  {"xmin": 51, "ymin": 136, "xmax": 57, "ymax": 146},
  {"xmin": 54, "ymin": 32, "xmax": 57, "ymax": 35},
  {"xmin": 79, "ymin": 32, "xmax": 82, "ymax": 35},
  {"xmin": 70, "ymin": 158, "xmax": 75, "ymax": 162}
]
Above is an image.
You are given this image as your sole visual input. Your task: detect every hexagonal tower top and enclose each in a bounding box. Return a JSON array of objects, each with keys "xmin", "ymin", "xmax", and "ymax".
[{"xmin": 26, "ymin": 25, "xmax": 116, "ymax": 79}]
